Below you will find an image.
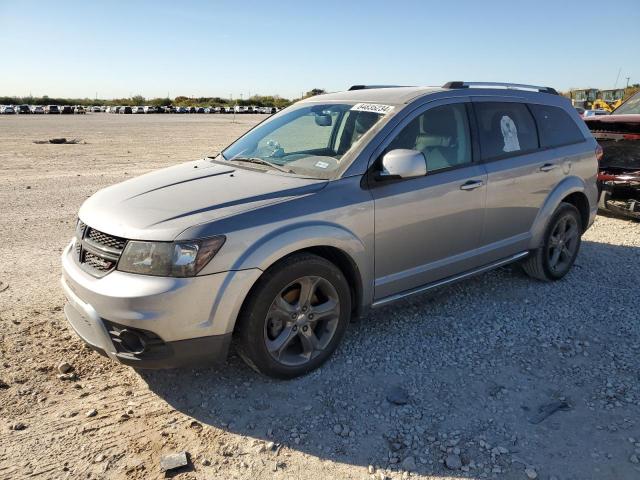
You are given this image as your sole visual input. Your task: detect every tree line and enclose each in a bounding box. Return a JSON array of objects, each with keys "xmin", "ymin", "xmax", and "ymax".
[{"xmin": 0, "ymin": 89, "xmax": 328, "ymax": 108}]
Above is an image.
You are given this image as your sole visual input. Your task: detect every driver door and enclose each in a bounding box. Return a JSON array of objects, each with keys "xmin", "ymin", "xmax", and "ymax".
[{"xmin": 370, "ymin": 99, "xmax": 488, "ymax": 300}]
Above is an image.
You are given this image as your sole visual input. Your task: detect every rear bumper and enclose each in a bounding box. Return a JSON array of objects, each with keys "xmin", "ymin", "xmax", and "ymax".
[{"xmin": 60, "ymin": 240, "xmax": 261, "ymax": 368}]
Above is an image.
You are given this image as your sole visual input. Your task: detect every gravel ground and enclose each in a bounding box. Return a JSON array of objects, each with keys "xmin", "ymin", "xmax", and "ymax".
[{"xmin": 0, "ymin": 114, "xmax": 639, "ymax": 480}]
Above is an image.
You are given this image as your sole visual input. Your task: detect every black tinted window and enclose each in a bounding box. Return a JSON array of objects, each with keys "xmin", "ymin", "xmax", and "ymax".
[
  {"xmin": 475, "ymin": 102, "xmax": 538, "ymax": 160},
  {"xmin": 529, "ymin": 104, "xmax": 585, "ymax": 148}
]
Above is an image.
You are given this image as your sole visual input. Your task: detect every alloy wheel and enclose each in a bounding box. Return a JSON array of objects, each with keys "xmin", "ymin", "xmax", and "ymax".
[
  {"xmin": 547, "ymin": 214, "xmax": 580, "ymax": 274},
  {"xmin": 263, "ymin": 276, "xmax": 340, "ymax": 366}
]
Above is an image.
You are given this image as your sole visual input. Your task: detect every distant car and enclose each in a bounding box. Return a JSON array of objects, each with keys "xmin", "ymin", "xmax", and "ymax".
[
  {"xmin": 174, "ymin": 106, "xmax": 187, "ymax": 114},
  {"xmin": 187, "ymin": 106, "xmax": 196, "ymax": 114},
  {"xmin": 16, "ymin": 104, "xmax": 31, "ymax": 114},
  {"xmin": 100, "ymin": 106, "xmax": 107, "ymax": 112},
  {"xmin": 45, "ymin": 105, "xmax": 60, "ymax": 114},
  {"xmin": 74, "ymin": 106, "xmax": 86, "ymax": 114},
  {"xmin": 30, "ymin": 105, "xmax": 45, "ymax": 114},
  {"xmin": 133, "ymin": 106, "xmax": 145, "ymax": 114},
  {"xmin": 60, "ymin": 105, "xmax": 73, "ymax": 114},
  {"xmin": 91, "ymin": 106, "xmax": 101, "ymax": 113},
  {"xmin": 1, "ymin": 105, "xmax": 16, "ymax": 114},
  {"xmin": 143, "ymin": 106, "xmax": 156, "ymax": 113},
  {"xmin": 195, "ymin": 107, "xmax": 205, "ymax": 114},
  {"xmin": 119, "ymin": 106, "xmax": 133, "ymax": 114},
  {"xmin": 106, "ymin": 106, "xmax": 117, "ymax": 113},
  {"xmin": 583, "ymin": 109, "xmax": 609, "ymax": 118},
  {"xmin": 234, "ymin": 105, "xmax": 248, "ymax": 114},
  {"xmin": 204, "ymin": 107, "xmax": 214, "ymax": 113}
]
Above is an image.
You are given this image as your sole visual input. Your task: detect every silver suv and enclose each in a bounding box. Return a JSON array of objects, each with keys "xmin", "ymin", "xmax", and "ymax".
[{"xmin": 61, "ymin": 82, "xmax": 598, "ymax": 378}]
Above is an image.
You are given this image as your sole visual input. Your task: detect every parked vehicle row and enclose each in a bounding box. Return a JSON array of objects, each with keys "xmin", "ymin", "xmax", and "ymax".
[{"xmin": 1, "ymin": 104, "xmax": 280, "ymax": 115}]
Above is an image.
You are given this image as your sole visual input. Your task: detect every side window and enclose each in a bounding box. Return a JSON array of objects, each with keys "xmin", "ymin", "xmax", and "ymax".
[
  {"xmin": 474, "ymin": 102, "xmax": 538, "ymax": 160},
  {"xmin": 386, "ymin": 104, "xmax": 472, "ymax": 172},
  {"xmin": 528, "ymin": 104, "xmax": 585, "ymax": 148}
]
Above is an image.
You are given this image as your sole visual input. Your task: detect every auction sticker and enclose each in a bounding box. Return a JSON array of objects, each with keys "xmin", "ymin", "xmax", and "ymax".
[{"xmin": 351, "ymin": 103, "xmax": 394, "ymax": 115}]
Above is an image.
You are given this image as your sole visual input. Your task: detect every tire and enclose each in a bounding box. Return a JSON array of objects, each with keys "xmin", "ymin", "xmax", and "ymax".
[
  {"xmin": 235, "ymin": 253, "xmax": 351, "ymax": 379},
  {"xmin": 522, "ymin": 202, "xmax": 582, "ymax": 281}
]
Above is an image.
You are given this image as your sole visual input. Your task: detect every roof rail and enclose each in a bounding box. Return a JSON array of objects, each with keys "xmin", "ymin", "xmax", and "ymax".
[
  {"xmin": 443, "ymin": 81, "xmax": 558, "ymax": 95},
  {"xmin": 348, "ymin": 84, "xmax": 406, "ymax": 91}
]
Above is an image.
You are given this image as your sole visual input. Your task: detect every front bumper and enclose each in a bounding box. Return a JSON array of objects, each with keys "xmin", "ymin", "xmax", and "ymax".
[{"xmin": 60, "ymin": 241, "xmax": 262, "ymax": 368}]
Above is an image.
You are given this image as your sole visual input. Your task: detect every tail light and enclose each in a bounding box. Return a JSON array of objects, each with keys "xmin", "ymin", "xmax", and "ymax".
[{"xmin": 595, "ymin": 144, "xmax": 604, "ymax": 163}]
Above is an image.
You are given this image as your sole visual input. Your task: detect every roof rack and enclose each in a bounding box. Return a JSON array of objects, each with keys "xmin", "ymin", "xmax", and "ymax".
[
  {"xmin": 443, "ymin": 81, "xmax": 558, "ymax": 95},
  {"xmin": 348, "ymin": 85, "xmax": 406, "ymax": 91}
]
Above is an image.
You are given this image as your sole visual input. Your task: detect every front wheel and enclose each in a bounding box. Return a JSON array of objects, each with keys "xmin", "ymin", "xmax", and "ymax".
[
  {"xmin": 235, "ymin": 253, "xmax": 351, "ymax": 379},
  {"xmin": 522, "ymin": 202, "xmax": 582, "ymax": 281}
]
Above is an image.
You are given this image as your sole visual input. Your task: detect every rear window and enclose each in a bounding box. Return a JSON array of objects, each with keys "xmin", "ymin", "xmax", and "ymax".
[
  {"xmin": 529, "ymin": 104, "xmax": 584, "ymax": 148},
  {"xmin": 474, "ymin": 102, "xmax": 538, "ymax": 160}
]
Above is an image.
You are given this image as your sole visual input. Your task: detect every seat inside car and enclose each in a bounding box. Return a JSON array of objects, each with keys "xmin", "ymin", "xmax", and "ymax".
[{"xmin": 414, "ymin": 107, "xmax": 465, "ymax": 171}]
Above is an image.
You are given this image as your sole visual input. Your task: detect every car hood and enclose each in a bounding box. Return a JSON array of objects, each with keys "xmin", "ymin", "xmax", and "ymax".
[
  {"xmin": 79, "ymin": 159, "xmax": 327, "ymax": 240},
  {"xmin": 584, "ymin": 114, "xmax": 640, "ymax": 134}
]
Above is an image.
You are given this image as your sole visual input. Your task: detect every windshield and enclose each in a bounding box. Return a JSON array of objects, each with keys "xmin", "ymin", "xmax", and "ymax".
[
  {"xmin": 220, "ymin": 103, "xmax": 387, "ymax": 178},
  {"xmin": 613, "ymin": 92, "xmax": 640, "ymax": 115}
]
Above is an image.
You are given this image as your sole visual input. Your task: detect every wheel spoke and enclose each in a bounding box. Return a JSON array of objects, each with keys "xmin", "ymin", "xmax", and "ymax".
[
  {"xmin": 299, "ymin": 329, "xmax": 320, "ymax": 357},
  {"xmin": 266, "ymin": 326, "xmax": 296, "ymax": 356},
  {"xmin": 550, "ymin": 247, "xmax": 561, "ymax": 268},
  {"xmin": 297, "ymin": 277, "xmax": 319, "ymax": 307},
  {"xmin": 309, "ymin": 298, "xmax": 339, "ymax": 321},
  {"xmin": 565, "ymin": 223, "xmax": 579, "ymax": 242},
  {"xmin": 273, "ymin": 295, "xmax": 297, "ymax": 316}
]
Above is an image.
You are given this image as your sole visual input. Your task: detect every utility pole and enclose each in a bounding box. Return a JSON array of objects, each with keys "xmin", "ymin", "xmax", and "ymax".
[{"xmin": 626, "ymin": 77, "xmax": 631, "ymax": 88}]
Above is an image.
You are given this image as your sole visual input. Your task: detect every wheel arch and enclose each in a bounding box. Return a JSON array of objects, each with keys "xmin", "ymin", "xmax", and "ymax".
[
  {"xmin": 529, "ymin": 176, "xmax": 591, "ymax": 248},
  {"xmin": 230, "ymin": 223, "xmax": 371, "ymax": 333}
]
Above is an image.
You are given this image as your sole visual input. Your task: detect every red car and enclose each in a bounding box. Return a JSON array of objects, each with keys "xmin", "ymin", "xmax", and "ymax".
[{"xmin": 584, "ymin": 91, "xmax": 640, "ymax": 220}]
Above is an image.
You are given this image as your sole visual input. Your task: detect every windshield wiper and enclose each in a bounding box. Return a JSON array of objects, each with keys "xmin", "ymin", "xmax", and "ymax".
[{"xmin": 230, "ymin": 156, "xmax": 293, "ymax": 173}]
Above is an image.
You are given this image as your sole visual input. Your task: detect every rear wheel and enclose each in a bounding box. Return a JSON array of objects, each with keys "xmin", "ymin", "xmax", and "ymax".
[
  {"xmin": 235, "ymin": 253, "xmax": 351, "ymax": 379},
  {"xmin": 522, "ymin": 202, "xmax": 582, "ymax": 281}
]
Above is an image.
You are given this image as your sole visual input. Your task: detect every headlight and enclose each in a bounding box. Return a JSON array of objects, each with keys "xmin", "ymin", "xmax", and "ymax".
[{"xmin": 117, "ymin": 236, "xmax": 226, "ymax": 277}]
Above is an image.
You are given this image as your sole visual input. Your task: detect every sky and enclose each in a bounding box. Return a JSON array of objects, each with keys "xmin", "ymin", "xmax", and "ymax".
[{"xmin": 1, "ymin": 0, "xmax": 639, "ymax": 100}]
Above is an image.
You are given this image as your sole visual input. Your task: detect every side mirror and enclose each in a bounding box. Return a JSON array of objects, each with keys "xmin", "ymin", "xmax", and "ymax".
[
  {"xmin": 378, "ymin": 149, "xmax": 426, "ymax": 180},
  {"xmin": 314, "ymin": 114, "xmax": 332, "ymax": 126}
]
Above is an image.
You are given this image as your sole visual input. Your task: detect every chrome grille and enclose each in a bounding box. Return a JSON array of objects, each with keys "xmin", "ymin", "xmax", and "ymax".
[{"xmin": 75, "ymin": 220, "xmax": 127, "ymax": 277}]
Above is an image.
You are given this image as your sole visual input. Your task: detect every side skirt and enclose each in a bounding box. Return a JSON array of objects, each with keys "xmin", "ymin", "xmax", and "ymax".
[{"xmin": 371, "ymin": 251, "xmax": 529, "ymax": 308}]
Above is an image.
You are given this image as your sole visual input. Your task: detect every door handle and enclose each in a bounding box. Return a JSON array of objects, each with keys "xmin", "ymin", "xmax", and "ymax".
[
  {"xmin": 460, "ymin": 180, "xmax": 484, "ymax": 191},
  {"xmin": 540, "ymin": 163, "xmax": 557, "ymax": 172}
]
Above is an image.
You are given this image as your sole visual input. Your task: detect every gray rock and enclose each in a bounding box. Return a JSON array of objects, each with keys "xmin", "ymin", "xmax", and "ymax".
[
  {"xmin": 630, "ymin": 454, "xmax": 639, "ymax": 464},
  {"xmin": 57, "ymin": 362, "xmax": 73, "ymax": 374},
  {"xmin": 401, "ymin": 456, "xmax": 416, "ymax": 471},
  {"xmin": 333, "ymin": 424, "xmax": 342, "ymax": 435},
  {"xmin": 160, "ymin": 452, "xmax": 189, "ymax": 472},
  {"xmin": 445, "ymin": 453, "xmax": 462, "ymax": 470},
  {"xmin": 386, "ymin": 386, "xmax": 409, "ymax": 405},
  {"xmin": 86, "ymin": 408, "xmax": 97, "ymax": 417},
  {"xmin": 525, "ymin": 467, "xmax": 538, "ymax": 479}
]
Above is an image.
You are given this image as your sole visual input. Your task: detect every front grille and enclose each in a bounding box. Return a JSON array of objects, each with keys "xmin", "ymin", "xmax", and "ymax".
[
  {"xmin": 87, "ymin": 228, "xmax": 126, "ymax": 251},
  {"xmin": 75, "ymin": 221, "xmax": 127, "ymax": 277},
  {"xmin": 84, "ymin": 251, "xmax": 117, "ymax": 272}
]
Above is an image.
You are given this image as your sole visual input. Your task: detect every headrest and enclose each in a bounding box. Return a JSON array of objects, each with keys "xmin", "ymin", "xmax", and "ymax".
[{"xmin": 415, "ymin": 134, "xmax": 451, "ymax": 150}]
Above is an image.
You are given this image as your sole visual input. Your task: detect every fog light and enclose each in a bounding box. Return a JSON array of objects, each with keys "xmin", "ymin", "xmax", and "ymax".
[{"xmin": 119, "ymin": 329, "xmax": 146, "ymax": 354}]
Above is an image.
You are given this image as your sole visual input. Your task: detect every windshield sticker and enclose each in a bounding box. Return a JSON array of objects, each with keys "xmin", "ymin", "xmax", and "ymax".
[
  {"xmin": 315, "ymin": 161, "xmax": 329, "ymax": 169},
  {"xmin": 500, "ymin": 115, "xmax": 521, "ymax": 152},
  {"xmin": 351, "ymin": 103, "xmax": 394, "ymax": 115}
]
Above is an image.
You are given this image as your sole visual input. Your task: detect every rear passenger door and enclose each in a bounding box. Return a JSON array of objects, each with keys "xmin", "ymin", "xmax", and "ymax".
[{"xmin": 471, "ymin": 98, "xmax": 563, "ymax": 262}]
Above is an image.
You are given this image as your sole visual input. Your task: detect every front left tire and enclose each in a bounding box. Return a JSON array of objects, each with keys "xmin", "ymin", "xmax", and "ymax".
[{"xmin": 235, "ymin": 253, "xmax": 351, "ymax": 379}]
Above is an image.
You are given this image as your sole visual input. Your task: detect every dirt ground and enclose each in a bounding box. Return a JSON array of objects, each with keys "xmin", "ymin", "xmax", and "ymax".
[{"xmin": 1, "ymin": 114, "xmax": 639, "ymax": 480}]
